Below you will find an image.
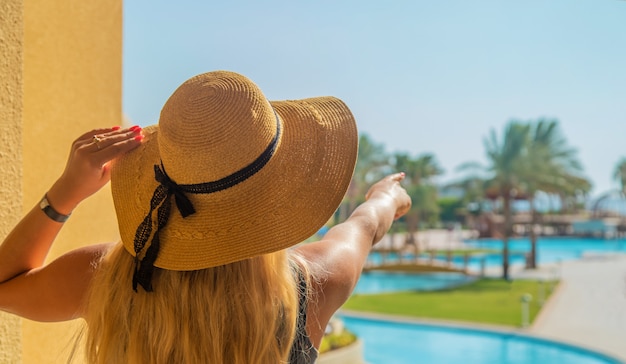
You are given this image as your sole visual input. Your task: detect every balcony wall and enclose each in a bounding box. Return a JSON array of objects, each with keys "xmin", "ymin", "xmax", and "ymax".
[{"xmin": 0, "ymin": 1, "xmax": 123, "ymax": 362}]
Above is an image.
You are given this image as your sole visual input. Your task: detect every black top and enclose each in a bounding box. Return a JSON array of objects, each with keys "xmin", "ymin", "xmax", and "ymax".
[{"xmin": 288, "ymin": 272, "xmax": 318, "ymax": 364}]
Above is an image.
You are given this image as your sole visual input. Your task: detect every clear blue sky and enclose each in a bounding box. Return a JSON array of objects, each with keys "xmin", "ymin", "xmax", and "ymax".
[{"xmin": 123, "ymin": 0, "xmax": 626, "ymax": 198}]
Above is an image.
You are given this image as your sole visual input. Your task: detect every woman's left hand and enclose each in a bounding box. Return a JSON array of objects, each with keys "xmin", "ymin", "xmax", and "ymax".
[{"xmin": 46, "ymin": 126, "xmax": 144, "ymax": 214}]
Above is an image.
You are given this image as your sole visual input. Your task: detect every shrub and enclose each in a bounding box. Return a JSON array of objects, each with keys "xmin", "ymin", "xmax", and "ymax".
[{"xmin": 318, "ymin": 328, "xmax": 358, "ymax": 354}]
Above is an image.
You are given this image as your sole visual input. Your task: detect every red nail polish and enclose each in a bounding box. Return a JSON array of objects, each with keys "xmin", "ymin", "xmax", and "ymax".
[
  {"xmin": 129, "ymin": 125, "xmax": 142, "ymax": 132},
  {"xmin": 112, "ymin": 126, "xmax": 121, "ymax": 130},
  {"xmin": 134, "ymin": 134, "xmax": 144, "ymax": 141}
]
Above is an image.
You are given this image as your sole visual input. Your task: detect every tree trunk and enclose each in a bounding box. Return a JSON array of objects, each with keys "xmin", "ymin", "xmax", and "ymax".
[
  {"xmin": 529, "ymin": 196, "xmax": 538, "ymax": 269},
  {"xmin": 558, "ymin": 192, "xmax": 567, "ymax": 214},
  {"xmin": 502, "ymin": 195, "xmax": 511, "ymax": 280},
  {"xmin": 405, "ymin": 213, "xmax": 419, "ymax": 253}
]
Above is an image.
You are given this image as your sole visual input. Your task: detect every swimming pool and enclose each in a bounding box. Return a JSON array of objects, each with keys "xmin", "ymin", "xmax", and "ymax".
[
  {"xmin": 368, "ymin": 237, "xmax": 626, "ymax": 272},
  {"xmin": 354, "ymin": 271, "xmax": 476, "ymax": 294},
  {"xmin": 340, "ymin": 314, "xmax": 622, "ymax": 364},
  {"xmin": 466, "ymin": 237, "xmax": 626, "ymax": 264}
]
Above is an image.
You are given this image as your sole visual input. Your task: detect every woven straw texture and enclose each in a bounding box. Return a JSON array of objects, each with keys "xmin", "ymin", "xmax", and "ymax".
[{"xmin": 111, "ymin": 71, "xmax": 358, "ymax": 270}]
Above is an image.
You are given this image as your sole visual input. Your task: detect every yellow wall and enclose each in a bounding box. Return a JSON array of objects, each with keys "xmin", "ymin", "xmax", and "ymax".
[
  {"xmin": 0, "ymin": 0, "xmax": 24, "ymax": 362},
  {"xmin": 1, "ymin": 0, "xmax": 123, "ymax": 362}
]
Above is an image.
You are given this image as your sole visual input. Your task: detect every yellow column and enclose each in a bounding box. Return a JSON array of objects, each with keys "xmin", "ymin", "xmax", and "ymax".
[
  {"xmin": 22, "ymin": 0, "xmax": 123, "ymax": 362},
  {"xmin": 0, "ymin": 0, "xmax": 25, "ymax": 362}
]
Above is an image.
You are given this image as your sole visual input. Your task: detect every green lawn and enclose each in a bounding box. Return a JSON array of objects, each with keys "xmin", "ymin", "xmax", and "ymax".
[{"xmin": 342, "ymin": 278, "xmax": 557, "ymax": 327}]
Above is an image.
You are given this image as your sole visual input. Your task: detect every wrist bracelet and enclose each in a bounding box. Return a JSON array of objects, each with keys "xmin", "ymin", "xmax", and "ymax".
[{"xmin": 39, "ymin": 194, "xmax": 71, "ymax": 223}]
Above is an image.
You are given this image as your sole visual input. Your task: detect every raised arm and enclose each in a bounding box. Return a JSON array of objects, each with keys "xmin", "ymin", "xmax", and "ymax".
[
  {"xmin": 295, "ymin": 172, "xmax": 411, "ymax": 345},
  {"xmin": 0, "ymin": 126, "xmax": 142, "ymax": 321}
]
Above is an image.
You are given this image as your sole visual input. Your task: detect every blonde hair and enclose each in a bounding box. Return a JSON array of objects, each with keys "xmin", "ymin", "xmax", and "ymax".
[{"xmin": 83, "ymin": 243, "xmax": 299, "ymax": 364}]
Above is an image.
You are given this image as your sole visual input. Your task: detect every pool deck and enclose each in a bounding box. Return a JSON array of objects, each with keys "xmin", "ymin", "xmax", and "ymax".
[{"xmin": 512, "ymin": 253, "xmax": 626, "ymax": 362}]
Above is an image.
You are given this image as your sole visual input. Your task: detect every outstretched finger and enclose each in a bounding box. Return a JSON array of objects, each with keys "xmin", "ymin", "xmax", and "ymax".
[{"xmin": 389, "ymin": 172, "xmax": 406, "ymax": 182}]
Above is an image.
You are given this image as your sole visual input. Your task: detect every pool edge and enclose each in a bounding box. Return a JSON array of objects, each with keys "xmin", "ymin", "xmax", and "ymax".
[{"xmin": 338, "ymin": 310, "xmax": 625, "ymax": 364}]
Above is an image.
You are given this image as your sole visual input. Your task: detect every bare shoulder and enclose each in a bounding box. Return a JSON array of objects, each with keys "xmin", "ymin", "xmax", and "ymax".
[
  {"xmin": 58, "ymin": 242, "xmax": 114, "ymax": 266},
  {"xmin": 0, "ymin": 242, "xmax": 114, "ymax": 322}
]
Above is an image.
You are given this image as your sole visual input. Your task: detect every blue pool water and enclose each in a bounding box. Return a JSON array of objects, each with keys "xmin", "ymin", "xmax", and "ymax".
[
  {"xmin": 466, "ymin": 237, "xmax": 626, "ymax": 264},
  {"xmin": 354, "ymin": 271, "xmax": 476, "ymax": 294},
  {"xmin": 368, "ymin": 237, "xmax": 626, "ymax": 272},
  {"xmin": 341, "ymin": 315, "xmax": 622, "ymax": 364},
  {"xmin": 354, "ymin": 237, "xmax": 626, "ymax": 362}
]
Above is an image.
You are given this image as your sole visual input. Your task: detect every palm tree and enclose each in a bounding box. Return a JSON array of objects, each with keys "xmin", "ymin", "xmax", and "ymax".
[
  {"xmin": 524, "ymin": 119, "xmax": 589, "ymax": 268},
  {"xmin": 392, "ymin": 152, "xmax": 443, "ymax": 251},
  {"xmin": 483, "ymin": 121, "xmax": 531, "ymax": 280},
  {"xmin": 450, "ymin": 162, "xmax": 490, "ymax": 229},
  {"xmin": 613, "ymin": 158, "xmax": 626, "ymax": 195},
  {"xmin": 460, "ymin": 119, "xmax": 589, "ymax": 278}
]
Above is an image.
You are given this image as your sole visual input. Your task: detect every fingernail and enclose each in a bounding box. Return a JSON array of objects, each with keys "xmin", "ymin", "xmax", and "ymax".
[
  {"xmin": 129, "ymin": 125, "xmax": 142, "ymax": 132},
  {"xmin": 112, "ymin": 126, "xmax": 121, "ymax": 130},
  {"xmin": 400, "ymin": 172, "xmax": 406, "ymax": 177},
  {"xmin": 134, "ymin": 134, "xmax": 144, "ymax": 142}
]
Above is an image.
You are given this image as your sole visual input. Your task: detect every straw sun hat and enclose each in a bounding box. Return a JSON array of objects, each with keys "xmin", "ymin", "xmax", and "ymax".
[{"xmin": 111, "ymin": 71, "xmax": 358, "ymax": 291}]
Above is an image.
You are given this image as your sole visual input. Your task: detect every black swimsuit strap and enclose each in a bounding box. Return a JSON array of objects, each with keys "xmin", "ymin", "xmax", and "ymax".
[{"xmin": 288, "ymin": 267, "xmax": 318, "ymax": 364}]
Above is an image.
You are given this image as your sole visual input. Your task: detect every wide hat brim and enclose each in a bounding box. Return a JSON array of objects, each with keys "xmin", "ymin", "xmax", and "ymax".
[{"xmin": 111, "ymin": 91, "xmax": 358, "ymax": 270}]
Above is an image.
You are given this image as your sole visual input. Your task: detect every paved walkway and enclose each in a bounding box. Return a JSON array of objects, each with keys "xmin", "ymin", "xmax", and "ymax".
[
  {"xmin": 374, "ymin": 229, "xmax": 478, "ymax": 251},
  {"xmin": 514, "ymin": 254, "xmax": 626, "ymax": 362}
]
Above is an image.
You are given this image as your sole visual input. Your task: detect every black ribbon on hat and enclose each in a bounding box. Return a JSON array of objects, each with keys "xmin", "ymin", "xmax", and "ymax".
[{"xmin": 132, "ymin": 113, "xmax": 282, "ymax": 292}]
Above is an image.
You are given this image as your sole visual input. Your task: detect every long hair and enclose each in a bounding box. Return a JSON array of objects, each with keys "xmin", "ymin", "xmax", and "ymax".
[{"xmin": 83, "ymin": 243, "xmax": 299, "ymax": 363}]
